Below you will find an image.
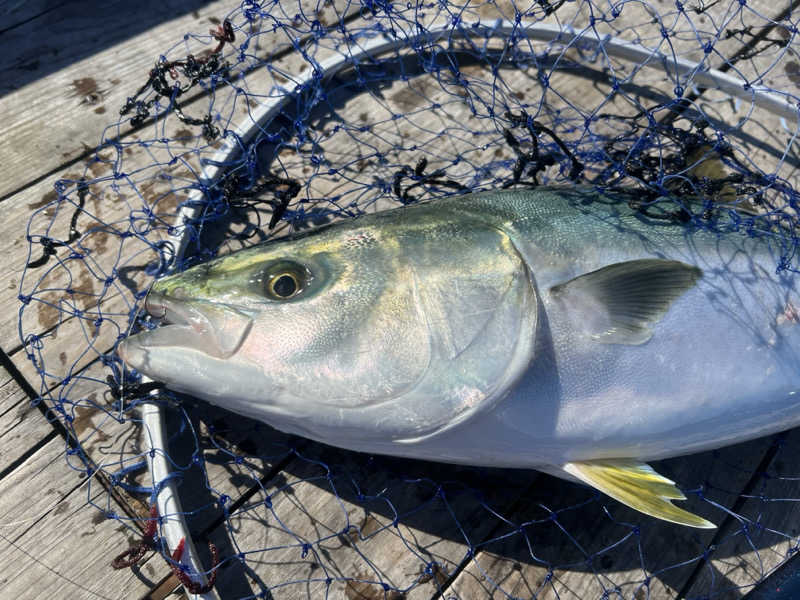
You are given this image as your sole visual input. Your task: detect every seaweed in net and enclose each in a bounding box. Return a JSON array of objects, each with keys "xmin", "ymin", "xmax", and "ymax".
[{"xmin": 17, "ymin": 0, "xmax": 800, "ymax": 598}]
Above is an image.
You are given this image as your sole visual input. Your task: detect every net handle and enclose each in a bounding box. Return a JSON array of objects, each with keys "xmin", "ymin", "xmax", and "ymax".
[
  {"xmin": 143, "ymin": 402, "xmax": 221, "ymax": 600},
  {"xmin": 142, "ymin": 18, "xmax": 798, "ymax": 598}
]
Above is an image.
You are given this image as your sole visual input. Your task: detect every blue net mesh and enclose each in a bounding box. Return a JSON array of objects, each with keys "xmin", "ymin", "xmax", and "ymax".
[{"xmin": 18, "ymin": 0, "xmax": 800, "ymax": 597}]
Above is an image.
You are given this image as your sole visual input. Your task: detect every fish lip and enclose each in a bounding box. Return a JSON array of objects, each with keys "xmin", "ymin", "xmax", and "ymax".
[
  {"xmin": 143, "ymin": 291, "xmax": 214, "ymax": 344},
  {"xmin": 130, "ymin": 289, "xmax": 253, "ymax": 360},
  {"xmin": 144, "ymin": 291, "xmax": 190, "ymax": 327}
]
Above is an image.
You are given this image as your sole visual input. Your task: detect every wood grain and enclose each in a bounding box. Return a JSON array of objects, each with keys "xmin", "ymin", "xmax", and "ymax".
[
  {"xmin": 683, "ymin": 429, "xmax": 800, "ymax": 599},
  {"xmin": 0, "ymin": 0, "xmax": 69, "ymax": 34},
  {"xmin": 0, "ymin": 364, "xmax": 51, "ymax": 476},
  {"xmin": 0, "ymin": 0, "xmax": 355, "ymax": 199},
  {"xmin": 186, "ymin": 438, "xmax": 539, "ymax": 599},
  {"xmin": 446, "ymin": 438, "xmax": 776, "ymax": 600},
  {"xmin": 0, "ymin": 0, "xmax": 240, "ymax": 198},
  {"xmin": 0, "ymin": 435, "xmax": 166, "ymax": 599}
]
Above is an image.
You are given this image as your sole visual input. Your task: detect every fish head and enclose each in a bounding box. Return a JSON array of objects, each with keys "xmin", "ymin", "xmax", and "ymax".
[{"xmin": 118, "ymin": 205, "xmax": 538, "ymax": 445}]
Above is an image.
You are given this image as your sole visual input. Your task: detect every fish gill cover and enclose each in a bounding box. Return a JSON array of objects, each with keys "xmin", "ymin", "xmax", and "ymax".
[{"xmin": 17, "ymin": 0, "xmax": 800, "ymax": 598}]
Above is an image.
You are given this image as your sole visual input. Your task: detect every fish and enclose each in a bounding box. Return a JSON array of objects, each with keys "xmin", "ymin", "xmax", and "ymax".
[{"xmin": 118, "ymin": 184, "xmax": 800, "ymax": 528}]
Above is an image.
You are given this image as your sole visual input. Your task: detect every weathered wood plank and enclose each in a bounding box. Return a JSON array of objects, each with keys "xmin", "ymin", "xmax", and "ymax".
[
  {"xmin": 0, "ymin": 434, "xmax": 167, "ymax": 599},
  {"xmin": 680, "ymin": 434, "xmax": 800, "ymax": 599},
  {"xmin": 0, "ymin": 409, "xmax": 132, "ymax": 542},
  {"xmin": 0, "ymin": 0, "xmax": 239, "ymax": 197},
  {"xmin": 7, "ymin": 151, "xmax": 189, "ymax": 382},
  {"xmin": 0, "ymin": 356, "xmax": 216, "ymax": 597},
  {"xmin": 30, "ymin": 358, "xmax": 168, "ymax": 513},
  {"xmin": 473, "ymin": 0, "xmax": 792, "ymax": 79},
  {"xmin": 0, "ymin": 0, "xmax": 360, "ymax": 199},
  {"xmin": 0, "ymin": 436, "xmax": 78, "ymax": 542},
  {"xmin": 0, "ymin": 1, "xmax": 222, "ymax": 90},
  {"xmin": 186, "ymin": 437, "xmax": 538, "ymax": 599},
  {"xmin": 445, "ymin": 438, "xmax": 776, "ymax": 600},
  {"xmin": 0, "ymin": 363, "xmax": 54, "ymax": 475},
  {"xmin": 2, "ymin": 356, "xmax": 302, "ymax": 597},
  {"xmin": 0, "ymin": 0, "xmax": 69, "ymax": 34}
]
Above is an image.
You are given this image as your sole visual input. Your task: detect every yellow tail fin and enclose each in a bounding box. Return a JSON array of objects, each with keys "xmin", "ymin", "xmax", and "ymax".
[{"xmin": 563, "ymin": 459, "xmax": 716, "ymax": 528}]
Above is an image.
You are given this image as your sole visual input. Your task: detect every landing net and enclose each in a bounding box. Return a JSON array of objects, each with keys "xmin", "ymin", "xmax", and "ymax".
[{"xmin": 18, "ymin": 0, "xmax": 800, "ymax": 598}]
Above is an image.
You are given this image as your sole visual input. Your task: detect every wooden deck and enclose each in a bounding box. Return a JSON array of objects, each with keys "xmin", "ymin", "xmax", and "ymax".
[{"xmin": 1, "ymin": 1, "xmax": 800, "ymax": 599}]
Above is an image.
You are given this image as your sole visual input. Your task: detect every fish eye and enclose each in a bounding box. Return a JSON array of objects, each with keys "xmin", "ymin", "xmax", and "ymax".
[
  {"xmin": 260, "ymin": 261, "xmax": 310, "ymax": 300},
  {"xmin": 270, "ymin": 273, "xmax": 298, "ymax": 298}
]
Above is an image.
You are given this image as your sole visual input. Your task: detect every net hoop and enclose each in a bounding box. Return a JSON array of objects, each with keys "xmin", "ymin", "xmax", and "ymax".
[{"xmin": 140, "ymin": 19, "xmax": 800, "ymax": 598}]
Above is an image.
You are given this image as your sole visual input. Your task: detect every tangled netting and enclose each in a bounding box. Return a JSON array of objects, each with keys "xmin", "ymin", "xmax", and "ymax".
[{"xmin": 18, "ymin": 0, "xmax": 800, "ymax": 598}]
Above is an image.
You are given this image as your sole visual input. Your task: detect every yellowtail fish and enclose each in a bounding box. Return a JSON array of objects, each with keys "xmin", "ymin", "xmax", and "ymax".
[{"xmin": 118, "ymin": 185, "xmax": 800, "ymax": 528}]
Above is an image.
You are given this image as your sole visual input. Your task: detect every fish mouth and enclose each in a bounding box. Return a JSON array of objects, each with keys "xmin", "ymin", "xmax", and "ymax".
[
  {"xmin": 118, "ymin": 290, "xmax": 254, "ymax": 367},
  {"xmin": 144, "ymin": 290, "xmax": 191, "ymax": 327}
]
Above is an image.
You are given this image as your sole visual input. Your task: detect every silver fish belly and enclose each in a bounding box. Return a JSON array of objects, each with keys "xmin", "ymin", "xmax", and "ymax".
[{"xmin": 119, "ymin": 186, "xmax": 800, "ymax": 527}]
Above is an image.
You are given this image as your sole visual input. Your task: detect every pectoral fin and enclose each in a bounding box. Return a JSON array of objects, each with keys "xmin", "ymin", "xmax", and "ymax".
[
  {"xmin": 550, "ymin": 259, "xmax": 702, "ymax": 345},
  {"xmin": 563, "ymin": 460, "xmax": 715, "ymax": 528}
]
